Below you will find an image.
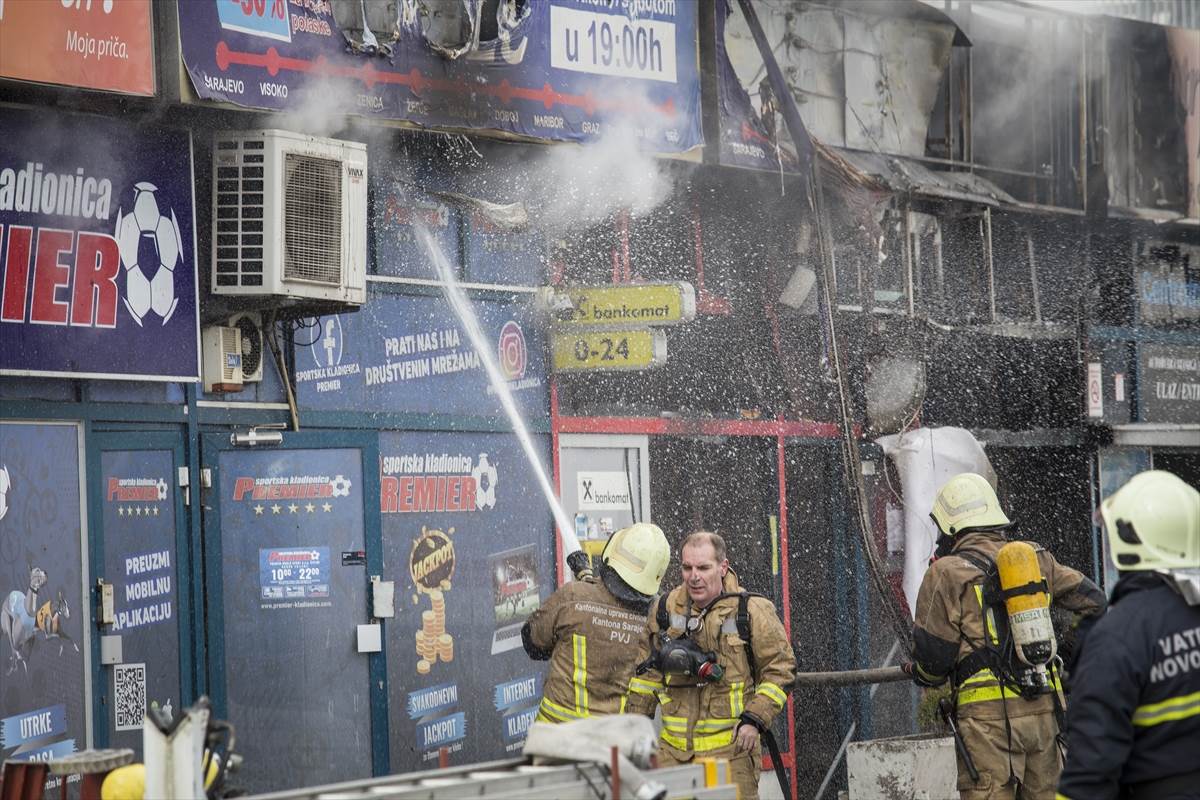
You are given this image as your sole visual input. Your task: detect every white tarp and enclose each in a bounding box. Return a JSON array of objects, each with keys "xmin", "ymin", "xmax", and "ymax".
[{"xmin": 877, "ymin": 426, "xmax": 994, "ymax": 616}]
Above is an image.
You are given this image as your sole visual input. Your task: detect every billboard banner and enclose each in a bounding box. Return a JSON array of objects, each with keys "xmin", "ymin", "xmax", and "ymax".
[
  {"xmin": 714, "ymin": 0, "xmax": 801, "ymax": 174},
  {"xmin": 178, "ymin": 0, "xmax": 701, "ymax": 153},
  {"xmin": 0, "ymin": 108, "xmax": 199, "ymax": 381},
  {"xmin": 0, "ymin": 0, "xmax": 154, "ymax": 95},
  {"xmin": 0, "ymin": 423, "xmax": 85, "ymax": 793},
  {"xmin": 380, "ymin": 430, "xmax": 553, "ymax": 771},
  {"xmin": 294, "ymin": 290, "xmax": 547, "ymax": 418}
]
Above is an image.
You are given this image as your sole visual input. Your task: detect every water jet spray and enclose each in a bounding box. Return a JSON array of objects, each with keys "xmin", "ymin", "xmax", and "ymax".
[{"xmin": 415, "ymin": 226, "xmax": 586, "ymax": 576}]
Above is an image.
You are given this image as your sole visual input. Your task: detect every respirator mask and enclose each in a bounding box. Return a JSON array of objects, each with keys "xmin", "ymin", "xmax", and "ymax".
[{"xmin": 638, "ymin": 636, "xmax": 724, "ymax": 683}]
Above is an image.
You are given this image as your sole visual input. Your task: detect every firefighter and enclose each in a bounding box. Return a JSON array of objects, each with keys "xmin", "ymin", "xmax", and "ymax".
[
  {"xmin": 521, "ymin": 522, "xmax": 670, "ymax": 723},
  {"xmin": 902, "ymin": 472, "xmax": 1106, "ymax": 800},
  {"xmin": 625, "ymin": 531, "xmax": 795, "ymax": 800},
  {"xmin": 1058, "ymin": 470, "xmax": 1200, "ymax": 800}
]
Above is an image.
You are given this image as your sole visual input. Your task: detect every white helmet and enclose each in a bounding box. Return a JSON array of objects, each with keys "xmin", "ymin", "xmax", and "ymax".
[
  {"xmin": 601, "ymin": 523, "xmax": 671, "ymax": 597},
  {"xmin": 930, "ymin": 473, "xmax": 1010, "ymax": 536},
  {"xmin": 1099, "ymin": 470, "xmax": 1200, "ymax": 573}
]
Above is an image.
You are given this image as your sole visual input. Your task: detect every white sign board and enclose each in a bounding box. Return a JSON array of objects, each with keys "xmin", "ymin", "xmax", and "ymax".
[
  {"xmin": 576, "ymin": 471, "xmax": 633, "ymax": 511},
  {"xmin": 1087, "ymin": 362, "xmax": 1104, "ymax": 418}
]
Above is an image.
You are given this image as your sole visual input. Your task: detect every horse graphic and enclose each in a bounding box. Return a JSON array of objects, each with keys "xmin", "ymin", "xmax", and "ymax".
[{"xmin": 2, "ymin": 566, "xmax": 76, "ymax": 674}]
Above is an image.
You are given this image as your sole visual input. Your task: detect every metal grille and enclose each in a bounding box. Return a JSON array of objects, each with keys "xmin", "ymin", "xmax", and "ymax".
[
  {"xmin": 234, "ymin": 315, "xmax": 262, "ymax": 377},
  {"xmin": 213, "ymin": 137, "xmax": 266, "ymax": 288},
  {"xmin": 221, "ymin": 327, "xmax": 240, "ymax": 382},
  {"xmin": 283, "ymin": 153, "xmax": 343, "ymax": 285}
]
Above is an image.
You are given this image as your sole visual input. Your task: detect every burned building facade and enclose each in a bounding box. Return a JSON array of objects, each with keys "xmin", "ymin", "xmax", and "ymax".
[{"xmin": 0, "ymin": 0, "xmax": 1195, "ymax": 796}]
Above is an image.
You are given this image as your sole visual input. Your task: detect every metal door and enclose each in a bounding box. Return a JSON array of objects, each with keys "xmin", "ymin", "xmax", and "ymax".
[
  {"xmin": 200, "ymin": 431, "xmax": 385, "ymax": 793},
  {"xmin": 89, "ymin": 430, "xmax": 193, "ymax": 756},
  {"xmin": 557, "ymin": 434, "xmax": 650, "ymax": 568}
]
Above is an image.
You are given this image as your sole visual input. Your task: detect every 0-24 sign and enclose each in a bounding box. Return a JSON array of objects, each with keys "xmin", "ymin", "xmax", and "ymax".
[{"xmin": 551, "ymin": 329, "xmax": 668, "ymax": 372}]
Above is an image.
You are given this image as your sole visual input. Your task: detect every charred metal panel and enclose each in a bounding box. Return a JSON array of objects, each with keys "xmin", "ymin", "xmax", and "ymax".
[
  {"xmin": 842, "ymin": 14, "xmax": 954, "ymax": 157},
  {"xmin": 1105, "ymin": 18, "xmax": 1192, "ymax": 215},
  {"xmin": 720, "ymin": 1, "xmax": 957, "ymax": 158},
  {"xmin": 1166, "ymin": 27, "xmax": 1200, "ymax": 219}
]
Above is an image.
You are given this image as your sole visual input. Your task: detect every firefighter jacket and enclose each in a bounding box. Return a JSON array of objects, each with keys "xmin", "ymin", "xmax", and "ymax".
[
  {"xmin": 1057, "ymin": 572, "xmax": 1200, "ymax": 800},
  {"xmin": 911, "ymin": 530, "xmax": 1106, "ymax": 720},
  {"xmin": 522, "ymin": 576, "xmax": 648, "ymax": 723},
  {"xmin": 625, "ymin": 571, "xmax": 796, "ymax": 756}
]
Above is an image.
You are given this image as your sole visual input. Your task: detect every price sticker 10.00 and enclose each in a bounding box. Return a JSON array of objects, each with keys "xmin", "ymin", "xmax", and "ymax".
[{"xmin": 551, "ymin": 329, "xmax": 668, "ymax": 372}]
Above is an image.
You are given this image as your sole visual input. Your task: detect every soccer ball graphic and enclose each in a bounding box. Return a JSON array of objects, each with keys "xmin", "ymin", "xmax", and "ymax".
[
  {"xmin": 330, "ymin": 475, "xmax": 352, "ymax": 498},
  {"xmin": 115, "ymin": 182, "xmax": 182, "ymax": 327},
  {"xmin": 471, "ymin": 453, "xmax": 497, "ymax": 510}
]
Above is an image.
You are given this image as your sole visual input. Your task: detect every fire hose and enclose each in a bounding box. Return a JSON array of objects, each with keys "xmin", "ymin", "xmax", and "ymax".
[{"xmin": 792, "ymin": 666, "xmax": 908, "ymax": 688}]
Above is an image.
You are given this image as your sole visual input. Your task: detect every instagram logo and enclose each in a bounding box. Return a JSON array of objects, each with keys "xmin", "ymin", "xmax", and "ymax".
[{"xmin": 498, "ymin": 321, "xmax": 527, "ymax": 381}]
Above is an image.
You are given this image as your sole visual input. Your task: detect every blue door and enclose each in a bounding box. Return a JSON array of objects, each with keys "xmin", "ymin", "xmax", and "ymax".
[
  {"xmin": 201, "ymin": 431, "xmax": 385, "ymax": 794},
  {"xmin": 88, "ymin": 431, "xmax": 194, "ymax": 756}
]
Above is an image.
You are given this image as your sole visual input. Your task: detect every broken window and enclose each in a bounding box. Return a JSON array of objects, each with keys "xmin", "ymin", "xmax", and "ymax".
[
  {"xmin": 908, "ymin": 210, "xmax": 944, "ymax": 313},
  {"xmin": 989, "ymin": 215, "xmax": 1038, "ymax": 323},
  {"xmin": 941, "ymin": 2, "xmax": 1087, "ymax": 208},
  {"xmin": 935, "ymin": 211, "xmax": 991, "ymax": 325},
  {"xmin": 1104, "ymin": 19, "xmax": 1193, "ymax": 213}
]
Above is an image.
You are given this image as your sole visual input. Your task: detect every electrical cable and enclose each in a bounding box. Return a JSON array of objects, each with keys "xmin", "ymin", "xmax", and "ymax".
[
  {"xmin": 266, "ymin": 312, "xmax": 300, "ymax": 432},
  {"xmin": 737, "ymin": 0, "xmax": 914, "ymax": 656}
]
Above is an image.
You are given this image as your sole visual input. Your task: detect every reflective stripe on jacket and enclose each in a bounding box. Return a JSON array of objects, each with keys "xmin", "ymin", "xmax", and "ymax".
[
  {"xmin": 624, "ymin": 570, "xmax": 795, "ymax": 755},
  {"xmin": 524, "ymin": 577, "xmax": 648, "ymax": 723},
  {"xmin": 1058, "ymin": 573, "xmax": 1200, "ymax": 799}
]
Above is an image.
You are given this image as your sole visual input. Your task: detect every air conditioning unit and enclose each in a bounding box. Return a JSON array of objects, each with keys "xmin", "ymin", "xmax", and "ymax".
[
  {"xmin": 211, "ymin": 130, "xmax": 367, "ymax": 310},
  {"xmin": 202, "ymin": 325, "xmax": 243, "ymax": 393},
  {"xmin": 228, "ymin": 311, "xmax": 265, "ymax": 383}
]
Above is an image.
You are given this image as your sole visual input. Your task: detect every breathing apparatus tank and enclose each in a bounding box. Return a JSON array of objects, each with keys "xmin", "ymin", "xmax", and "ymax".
[{"xmin": 995, "ymin": 541, "xmax": 1056, "ymax": 672}]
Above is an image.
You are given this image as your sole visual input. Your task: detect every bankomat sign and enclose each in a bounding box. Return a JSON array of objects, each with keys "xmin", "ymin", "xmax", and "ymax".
[{"xmin": 0, "ymin": 108, "xmax": 199, "ymax": 381}]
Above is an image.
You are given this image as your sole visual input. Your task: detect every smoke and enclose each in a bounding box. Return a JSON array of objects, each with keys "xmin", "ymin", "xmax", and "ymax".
[
  {"xmin": 967, "ymin": 2, "xmax": 1089, "ymax": 175},
  {"xmin": 268, "ymin": 77, "xmax": 356, "ymax": 139},
  {"xmin": 518, "ymin": 120, "xmax": 675, "ymax": 234}
]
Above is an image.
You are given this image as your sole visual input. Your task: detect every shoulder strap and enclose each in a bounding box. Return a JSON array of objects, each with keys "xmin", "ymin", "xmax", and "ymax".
[
  {"xmin": 734, "ymin": 592, "xmax": 769, "ymax": 676},
  {"xmin": 736, "ymin": 593, "xmax": 752, "ymax": 641},
  {"xmin": 738, "ymin": 593, "xmax": 757, "ymax": 676},
  {"xmin": 955, "ymin": 550, "xmax": 994, "ymax": 575},
  {"xmin": 655, "ymin": 594, "xmax": 670, "ymax": 632}
]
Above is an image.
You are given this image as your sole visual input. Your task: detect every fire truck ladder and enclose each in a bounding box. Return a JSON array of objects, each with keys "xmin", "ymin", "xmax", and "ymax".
[{"xmin": 243, "ymin": 757, "xmax": 739, "ymax": 800}]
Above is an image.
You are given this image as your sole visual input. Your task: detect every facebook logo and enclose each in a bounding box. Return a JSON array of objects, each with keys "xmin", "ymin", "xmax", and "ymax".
[{"xmin": 309, "ymin": 316, "xmax": 343, "ymax": 368}]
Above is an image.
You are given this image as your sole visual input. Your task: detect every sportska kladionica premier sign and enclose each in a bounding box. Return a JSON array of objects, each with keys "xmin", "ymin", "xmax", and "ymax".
[
  {"xmin": 178, "ymin": 0, "xmax": 701, "ymax": 154},
  {"xmin": 0, "ymin": 108, "xmax": 199, "ymax": 381}
]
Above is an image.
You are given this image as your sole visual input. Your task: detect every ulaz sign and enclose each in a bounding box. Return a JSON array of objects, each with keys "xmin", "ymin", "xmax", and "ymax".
[{"xmin": 1138, "ymin": 344, "xmax": 1200, "ymax": 424}]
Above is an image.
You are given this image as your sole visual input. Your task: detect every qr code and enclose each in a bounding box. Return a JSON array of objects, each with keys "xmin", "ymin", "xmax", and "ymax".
[{"xmin": 114, "ymin": 663, "xmax": 146, "ymax": 731}]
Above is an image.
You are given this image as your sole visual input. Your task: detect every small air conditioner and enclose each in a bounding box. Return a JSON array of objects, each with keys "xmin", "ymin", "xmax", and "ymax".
[
  {"xmin": 211, "ymin": 130, "xmax": 367, "ymax": 309},
  {"xmin": 228, "ymin": 311, "xmax": 264, "ymax": 383},
  {"xmin": 202, "ymin": 325, "xmax": 243, "ymax": 393}
]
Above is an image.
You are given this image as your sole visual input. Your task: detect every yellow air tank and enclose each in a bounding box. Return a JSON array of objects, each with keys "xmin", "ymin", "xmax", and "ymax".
[{"xmin": 995, "ymin": 541, "xmax": 1056, "ymax": 667}]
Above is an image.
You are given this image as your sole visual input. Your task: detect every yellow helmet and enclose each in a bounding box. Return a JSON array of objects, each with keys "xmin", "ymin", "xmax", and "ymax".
[
  {"xmin": 1099, "ymin": 470, "xmax": 1200, "ymax": 572},
  {"xmin": 601, "ymin": 522, "xmax": 670, "ymax": 596},
  {"xmin": 930, "ymin": 473, "xmax": 1011, "ymax": 536},
  {"xmin": 100, "ymin": 764, "xmax": 145, "ymax": 800}
]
